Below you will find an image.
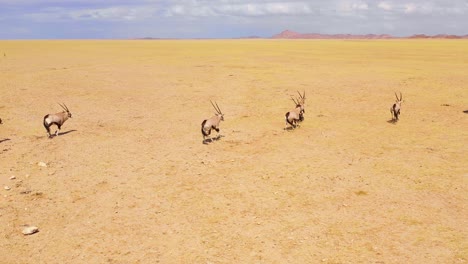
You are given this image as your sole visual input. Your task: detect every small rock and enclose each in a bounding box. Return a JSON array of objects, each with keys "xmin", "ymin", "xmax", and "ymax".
[
  {"xmin": 37, "ymin": 162, "xmax": 47, "ymax": 167},
  {"xmin": 4, "ymin": 186, "xmax": 11, "ymax": 191},
  {"xmin": 9, "ymin": 175, "xmax": 16, "ymax": 180},
  {"xmin": 22, "ymin": 226, "xmax": 39, "ymax": 235}
]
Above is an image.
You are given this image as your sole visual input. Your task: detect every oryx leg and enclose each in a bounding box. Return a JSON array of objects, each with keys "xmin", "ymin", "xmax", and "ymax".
[
  {"xmin": 45, "ymin": 122, "xmax": 60, "ymax": 138},
  {"xmin": 45, "ymin": 125, "xmax": 52, "ymax": 138},
  {"xmin": 55, "ymin": 124, "xmax": 62, "ymax": 136},
  {"xmin": 285, "ymin": 112, "xmax": 295, "ymax": 130},
  {"xmin": 213, "ymin": 126, "xmax": 220, "ymax": 140},
  {"xmin": 203, "ymin": 127, "xmax": 212, "ymax": 143}
]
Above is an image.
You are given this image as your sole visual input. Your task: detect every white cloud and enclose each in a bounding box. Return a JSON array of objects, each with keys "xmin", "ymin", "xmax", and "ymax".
[
  {"xmin": 403, "ymin": 3, "xmax": 438, "ymax": 15},
  {"xmin": 165, "ymin": 2, "xmax": 313, "ymax": 17},
  {"xmin": 378, "ymin": 1, "xmax": 392, "ymax": 11},
  {"xmin": 337, "ymin": 1, "xmax": 369, "ymax": 12},
  {"xmin": 2, "ymin": 0, "xmax": 468, "ymax": 39},
  {"xmin": 69, "ymin": 6, "xmax": 158, "ymax": 21},
  {"xmin": 404, "ymin": 3, "xmax": 416, "ymax": 13}
]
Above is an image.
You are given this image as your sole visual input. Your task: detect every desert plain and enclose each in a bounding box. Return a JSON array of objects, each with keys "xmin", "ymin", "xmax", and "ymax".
[{"xmin": 0, "ymin": 39, "xmax": 467, "ymax": 263}]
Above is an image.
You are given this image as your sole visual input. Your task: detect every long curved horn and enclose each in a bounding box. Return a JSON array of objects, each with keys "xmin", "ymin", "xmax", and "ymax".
[
  {"xmin": 297, "ymin": 91, "xmax": 304, "ymax": 102},
  {"xmin": 297, "ymin": 90, "xmax": 306, "ymax": 103},
  {"xmin": 297, "ymin": 91, "xmax": 303, "ymax": 99},
  {"xmin": 210, "ymin": 100, "xmax": 221, "ymax": 114},
  {"xmin": 215, "ymin": 102, "xmax": 222, "ymax": 115},
  {"xmin": 400, "ymin": 92, "xmax": 402, "ymax": 101},
  {"xmin": 291, "ymin": 96, "xmax": 298, "ymax": 105},
  {"xmin": 216, "ymin": 102, "xmax": 221, "ymax": 115},
  {"xmin": 58, "ymin": 103, "xmax": 67, "ymax": 111},
  {"xmin": 395, "ymin": 92, "xmax": 399, "ymax": 101}
]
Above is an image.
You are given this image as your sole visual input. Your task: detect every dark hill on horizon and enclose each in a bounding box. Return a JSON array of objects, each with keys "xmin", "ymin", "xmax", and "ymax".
[
  {"xmin": 134, "ymin": 30, "xmax": 468, "ymax": 40},
  {"xmin": 271, "ymin": 29, "xmax": 468, "ymax": 39}
]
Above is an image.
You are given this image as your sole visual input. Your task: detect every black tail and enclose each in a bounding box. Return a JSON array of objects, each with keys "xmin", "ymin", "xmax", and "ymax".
[
  {"xmin": 43, "ymin": 114, "xmax": 50, "ymax": 132},
  {"xmin": 285, "ymin": 112, "xmax": 295, "ymax": 127},
  {"xmin": 201, "ymin": 120, "xmax": 209, "ymax": 136}
]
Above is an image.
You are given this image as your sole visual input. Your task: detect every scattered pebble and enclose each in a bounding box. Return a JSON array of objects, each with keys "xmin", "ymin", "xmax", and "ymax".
[
  {"xmin": 37, "ymin": 162, "xmax": 47, "ymax": 167},
  {"xmin": 4, "ymin": 186, "xmax": 11, "ymax": 191},
  {"xmin": 9, "ymin": 175, "xmax": 16, "ymax": 180},
  {"xmin": 22, "ymin": 226, "xmax": 39, "ymax": 235}
]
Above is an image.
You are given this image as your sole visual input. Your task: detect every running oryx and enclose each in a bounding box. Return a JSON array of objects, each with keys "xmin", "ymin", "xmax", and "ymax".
[
  {"xmin": 285, "ymin": 91, "xmax": 306, "ymax": 130},
  {"xmin": 43, "ymin": 103, "xmax": 72, "ymax": 138},
  {"xmin": 390, "ymin": 92, "xmax": 403, "ymax": 121},
  {"xmin": 296, "ymin": 90, "xmax": 306, "ymax": 122},
  {"xmin": 201, "ymin": 101, "xmax": 224, "ymax": 144}
]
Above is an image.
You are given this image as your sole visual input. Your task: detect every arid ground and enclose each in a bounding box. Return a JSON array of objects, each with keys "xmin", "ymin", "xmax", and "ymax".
[{"xmin": 0, "ymin": 40, "xmax": 467, "ymax": 263}]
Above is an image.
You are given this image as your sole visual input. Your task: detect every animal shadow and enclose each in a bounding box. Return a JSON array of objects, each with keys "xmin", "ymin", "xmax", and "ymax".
[
  {"xmin": 387, "ymin": 119, "xmax": 398, "ymax": 124},
  {"xmin": 284, "ymin": 125, "xmax": 299, "ymax": 131},
  {"xmin": 49, "ymin": 129, "xmax": 77, "ymax": 139},
  {"xmin": 0, "ymin": 138, "xmax": 11, "ymax": 143},
  {"xmin": 202, "ymin": 135, "xmax": 224, "ymax": 144},
  {"xmin": 463, "ymin": 110, "xmax": 468, "ymax": 114}
]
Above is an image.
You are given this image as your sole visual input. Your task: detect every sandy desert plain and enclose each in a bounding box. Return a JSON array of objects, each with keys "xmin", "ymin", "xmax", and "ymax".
[{"xmin": 0, "ymin": 39, "xmax": 467, "ymax": 263}]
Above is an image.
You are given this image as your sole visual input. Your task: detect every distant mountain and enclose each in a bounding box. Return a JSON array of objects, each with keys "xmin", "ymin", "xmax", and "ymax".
[
  {"xmin": 271, "ymin": 30, "xmax": 468, "ymax": 39},
  {"xmin": 408, "ymin": 34, "xmax": 468, "ymax": 39},
  {"xmin": 272, "ymin": 30, "xmax": 393, "ymax": 39},
  {"xmin": 272, "ymin": 30, "xmax": 301, "ymax": 39},
  {"xmin": 133, "ymin": 31, "xmax": 468, "ymax": 40},
  {"xmin": 238, "ymin": 35, "xmax": 262, "ymax": 39}
]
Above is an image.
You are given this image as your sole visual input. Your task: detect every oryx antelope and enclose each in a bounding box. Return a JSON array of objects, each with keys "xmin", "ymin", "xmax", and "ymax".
[
  {"xmin": 285, "ymin": 91, "xmax": 306, "ymax": 129},
  {"xmin": 390, "ymin": 92, "xmax": 403, "ymax": 121},
  {"xmin": 43, "ymin": 103, "xmax": 72, "ymax": 138},
  {"xmin": 296, "ymin": 90, "xmax": 306, "ymax": 122},
  {"xmin": 201, "ymin": 101, "xmax": 224, "ymax": 143}
]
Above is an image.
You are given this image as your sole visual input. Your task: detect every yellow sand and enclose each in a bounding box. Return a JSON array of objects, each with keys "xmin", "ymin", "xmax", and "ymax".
[{"xmin": 0, "ymin": 39, "xmax": 467, "ymax": 263}]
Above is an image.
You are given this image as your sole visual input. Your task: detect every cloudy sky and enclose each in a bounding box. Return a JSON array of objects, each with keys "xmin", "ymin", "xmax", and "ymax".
[{"xmin": 0, "ymin": 0, "xmax": 467, "ymax": 39}]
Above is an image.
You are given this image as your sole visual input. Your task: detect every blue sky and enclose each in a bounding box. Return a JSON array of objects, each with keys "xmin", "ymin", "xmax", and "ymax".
[{"xmin": 0, "ymin": 0, "xmax": 467, "ymax": 39}]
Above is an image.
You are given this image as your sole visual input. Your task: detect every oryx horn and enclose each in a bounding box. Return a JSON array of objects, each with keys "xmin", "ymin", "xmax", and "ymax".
[{"xmin": 210, "ymin": 100, "xmax": 222, "ymax": 115}]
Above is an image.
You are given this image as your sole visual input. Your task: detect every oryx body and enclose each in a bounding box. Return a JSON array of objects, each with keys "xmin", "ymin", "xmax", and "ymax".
[
  {"xmin": 285, "ymin": 104, "xmax": 304, "ymax": 129},
  {"xmin": 43, "ymin": 103, "xmax": 72, "ymax": 138},
  {"xmin": 201, "ymin": 101, "xmax": 224, "ymax": 143},
  {"xmin": 390, "ymin": 92, "xmax": 403, "ymax": 121},
  {"xmin": 285, "ymin": 91, "xmax": 306, "ymax": 129}
]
